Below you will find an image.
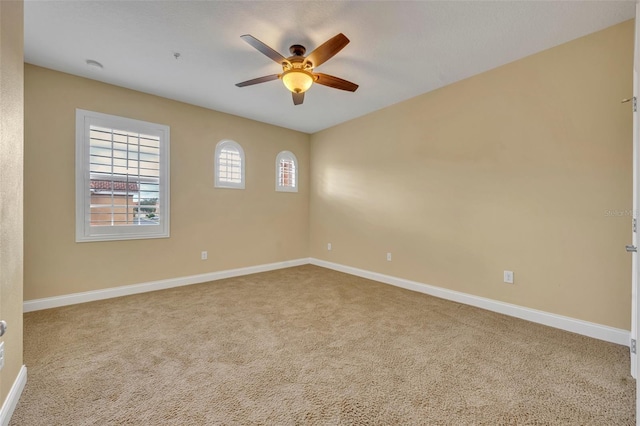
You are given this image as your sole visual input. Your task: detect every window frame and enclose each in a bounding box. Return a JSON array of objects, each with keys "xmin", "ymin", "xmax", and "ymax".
[
  {"xmin": 275, "ymin": 150, "xmax": 298, "ymax": 193},
  {"xmin": 214, "ymin": 139, "xmax": 245, "ymax": 189},
  {"xmin": 75, "ymin": 109, "xmax": 170, "ymax": 242}
]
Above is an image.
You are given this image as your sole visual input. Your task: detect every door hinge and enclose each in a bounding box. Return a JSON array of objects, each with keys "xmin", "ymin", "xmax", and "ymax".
[
  {"xmin": 622, "ymin": 97, "xmax": 637, "ymax": 111},
  {"xmin": 634, "ymin": 218, "xmax": 637, "ymax": 233},
  {"xmin": 632, "ymin": 339, "xmax": 636, "ymax": 354}
]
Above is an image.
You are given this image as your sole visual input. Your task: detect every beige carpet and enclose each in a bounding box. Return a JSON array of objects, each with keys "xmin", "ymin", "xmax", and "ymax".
[{"xmin": 10, "ymin": 265, "xmax": 635, "ymax": 425}]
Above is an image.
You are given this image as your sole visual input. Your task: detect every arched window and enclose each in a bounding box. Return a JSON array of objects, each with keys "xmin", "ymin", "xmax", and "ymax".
[
  {"xmin": 215, "ymin": 140, "xmax": 245, "ymax": 189},
  {"xmin": 275, "ymin": 151, "xmax": 298, "ymax": 192}
]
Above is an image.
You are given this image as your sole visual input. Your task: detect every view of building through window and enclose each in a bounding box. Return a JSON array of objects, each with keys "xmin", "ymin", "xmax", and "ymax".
[
  {"xmin": 276, "ymin": 151, "xmax": 297, "ymax": 192},
  {"xmin": 89, "ymin": 125, "xmax": 161, "ymax": 226},
  {"xmin": 278, "ymin": 158, "xmax": 295, "ymax": 187}
]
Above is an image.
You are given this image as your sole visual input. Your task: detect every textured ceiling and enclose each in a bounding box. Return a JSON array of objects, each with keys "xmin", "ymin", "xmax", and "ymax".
[{"xmin": 24, "ymin": 1, "xmax": 635, "ymax": 134}]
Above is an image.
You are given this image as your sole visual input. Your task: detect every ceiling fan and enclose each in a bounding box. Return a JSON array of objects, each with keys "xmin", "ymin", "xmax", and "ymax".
[{"xmin": 235, "ymin": 33, "xmax": 359, "ymax": 106}]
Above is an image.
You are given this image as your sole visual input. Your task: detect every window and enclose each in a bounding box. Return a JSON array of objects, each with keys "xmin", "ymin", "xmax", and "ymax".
[
  {"xmin": 215, "ymin": 140, "xmax": 245, "ymax": 189},
  {"xmin": 275, "ymin": 151, "xmax": 298, "ymax": 192},
  {"xmin": 75, "ymin": 109, "xmax": 170, "ymax": 242}
]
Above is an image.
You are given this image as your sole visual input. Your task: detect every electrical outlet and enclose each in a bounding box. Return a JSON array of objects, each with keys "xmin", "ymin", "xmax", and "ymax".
[
  {"xmin": 504, "ymin": 270, "xmax": 514, "ymax": 284},
  {"xmin": 201, "ymin": 251, "xmax": 208, "ymax": 260},
  {"xmin": 387, "ymin": 252, "xmax": 392, "ymax": 261},
  {"xmin": 327, "ymin": 243, "xmax": 332, "ymax": 251},
  {"xmin": 0, "ymin": 342, "xmax": 5, "ymax": 371}
]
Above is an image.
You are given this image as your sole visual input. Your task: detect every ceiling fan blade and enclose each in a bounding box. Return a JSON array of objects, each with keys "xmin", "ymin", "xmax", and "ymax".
[
  {"xmin": 235, "ymin": 74, "xmax": 280, "ymax": 87},
  {"xmin": 240, "ymin": 35, "xmax": 287, "ymax": 64},
  {"xmin": 314, "ymin": 73, "xmax": 359, "ymax": 92},
  {"xmin": 292, "ymin": 92, "xmax": 304, "ymax": 105},
  {"xmin": 305, "ymin": 33, "xmax": 349, "ymax": 69}
]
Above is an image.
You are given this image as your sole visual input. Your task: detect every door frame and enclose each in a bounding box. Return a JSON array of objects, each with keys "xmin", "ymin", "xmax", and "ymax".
[{"xmin": 632, "ymin": 2, "xmax": 639, "ymax": 381}]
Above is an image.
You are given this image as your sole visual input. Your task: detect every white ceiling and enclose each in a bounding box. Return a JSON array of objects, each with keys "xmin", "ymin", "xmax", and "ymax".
[{"xmin": 24, "ymin": 1, "xmax": 635, "ymax": 134}]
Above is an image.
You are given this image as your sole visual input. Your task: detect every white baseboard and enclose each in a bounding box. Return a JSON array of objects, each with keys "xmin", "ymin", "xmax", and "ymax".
[
  {"xmin": 23, "ymin": 256, "xmax": 630, "ymax": 347},
  {"xmin": 309, "ymin": 258, "xmax": 630, "ymax": 347},
  {"xmin": 24, "ymin": 258, "xmax": 311, "ymax": 313},
  {"xmin": 0, "ymin": 365, "xmax": 26, "ymax": 426}
]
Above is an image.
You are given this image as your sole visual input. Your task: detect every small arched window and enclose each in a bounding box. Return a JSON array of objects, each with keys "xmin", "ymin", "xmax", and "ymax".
[
  {"xmin": 215, "ymin": 140, "xmax": 245, "ymax": 189},
  {"xmin": 275, "ymin": 151, "xmax": 298, "ymax": 193}
]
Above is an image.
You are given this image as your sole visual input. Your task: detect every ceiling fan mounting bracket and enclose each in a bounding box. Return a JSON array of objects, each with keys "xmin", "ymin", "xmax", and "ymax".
[{"xmin": 289, "ymin": 44, "xmax": 306, "ymax": 56}]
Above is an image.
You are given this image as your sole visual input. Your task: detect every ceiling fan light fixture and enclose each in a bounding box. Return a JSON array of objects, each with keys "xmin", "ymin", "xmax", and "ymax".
[{"xmin": 281, "ymin": 69, "xmax": 314, "ymax": 94}]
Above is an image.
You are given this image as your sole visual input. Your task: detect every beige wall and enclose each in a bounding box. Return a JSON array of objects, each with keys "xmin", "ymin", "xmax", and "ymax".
[
  {"xmin": 0, "ymin": 0, "xmax": 24, "ymax": 403},
  {"xmin": 310, "ymin": 20, "xmax": 634, "ymax": 330},
  {"xmin": 24, "ymin": 65, "xmax": 310, "ymax": 300},
  {"xmin": 24, "ymin": 20, "xmax": 635, "ymax": 331}
]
